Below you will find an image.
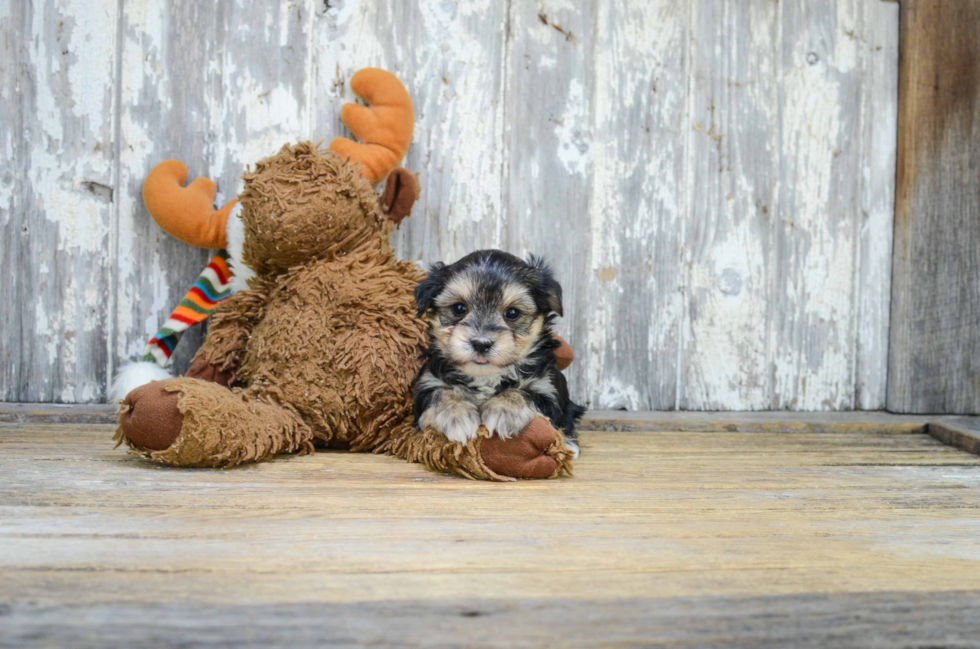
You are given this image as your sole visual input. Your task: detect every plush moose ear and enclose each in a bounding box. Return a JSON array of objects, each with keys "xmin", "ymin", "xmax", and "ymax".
[
  {"xmin": 527, "ymin": 255, "xmax": 564, "ymax": 317},
  {"xmin": 382, "ymin": 168, "xmax": 419, "ymax": 224},
  {"xmin": 414, "ymin": 262, "xmax": 448, "ymax": 318}
]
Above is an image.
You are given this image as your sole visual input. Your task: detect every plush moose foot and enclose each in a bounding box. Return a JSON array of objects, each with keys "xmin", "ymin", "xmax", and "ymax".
[
  {"xmin": 117, "ymin": 381, "xmax": 184, "ymax": 451},
  {"xmin": 480, "ymin": 418, "xmax": 574, "ymax": 479},
  {"xmin": 404, "ymin": 418, "xmax": 574, "ymax": 481},
  {"xmin": 115, "ymin": 377, "xmax": 313, "ymax": 468},
  {"xmin": 116, "ymin": 359, "xmax": 235, "ymax": 452}
]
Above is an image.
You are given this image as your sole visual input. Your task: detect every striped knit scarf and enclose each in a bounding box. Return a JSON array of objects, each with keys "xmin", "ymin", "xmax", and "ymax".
[{"xmin": 141, "ymin": 251, "xmax": 233, "ymax": 366}]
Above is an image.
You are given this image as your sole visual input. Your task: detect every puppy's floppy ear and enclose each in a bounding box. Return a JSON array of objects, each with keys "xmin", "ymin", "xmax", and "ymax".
[
  {"xmin": 414, "ymin": 262, "xmax": 448, "ymax": 317},
  {"xmin": 526, "ymin": 255, "xmax": 563, "ymax": 317}
]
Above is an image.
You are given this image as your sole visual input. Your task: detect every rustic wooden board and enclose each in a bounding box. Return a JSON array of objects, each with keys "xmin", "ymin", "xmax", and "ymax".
[
  {"xmin": 888, "ymin": 0, "xmax": 980, "ymax": 415},
  {"xmin": 930, "ymin": 416, "xmax": 980, "ymax": 457},
  {"xmin": 2, "ymin": 421, "xmax": 980, "ymax": 645},
  {"xmin": 682, "ymin": 0, "xmax": 899, "ymax": 410},
  {"xmin": 856, "ymin": 0, "xmax": 901, "ymax": 411},
  {"xmin": 0, "ymin": 0, "xmax": 119, "ymax": 402},
  {"xmin": 683, "ymin": 0, "xmax": 780, "ymax": 410},
  {"xmin": 2, "ymin": 1, "xmax": 901, "ymax": 409},
  {"xmin": 582, "ymin": 0, "xmax": 688, "ymax": 410},
  {"xmin": 5, "ymin": 591, "xmax": 980, "ymax": 648},
  {"xmin": 0, "ymin": 402, "xmax": 116, "ymax": 424}
]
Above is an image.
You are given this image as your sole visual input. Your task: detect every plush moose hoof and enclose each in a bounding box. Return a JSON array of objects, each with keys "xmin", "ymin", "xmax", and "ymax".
[
  {"xmin": 118, "ymin": 382, "xmax": 184, "ymax": 451},
  {"xmin": 480, "ymin": 418, "xmax": 564, "ymax": 479}
]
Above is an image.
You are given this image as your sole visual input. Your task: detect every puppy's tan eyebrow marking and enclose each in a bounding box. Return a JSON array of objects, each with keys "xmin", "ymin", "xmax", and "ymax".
[
  {"xmin": 500, "ymin": 282, "xmax": 535, "ymax": 311},
  {"xmin": 434, "ymin": 273, "xmax": 477, "ymax": 308}
]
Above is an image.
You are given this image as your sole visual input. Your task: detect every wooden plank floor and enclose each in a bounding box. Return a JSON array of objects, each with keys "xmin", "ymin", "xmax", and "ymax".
[{"xmin": 3, "ymin": 418, "xmax": 980, "ymax": 647}]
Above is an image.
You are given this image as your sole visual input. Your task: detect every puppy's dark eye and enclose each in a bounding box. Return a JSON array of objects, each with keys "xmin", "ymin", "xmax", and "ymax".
[
  {"xmin": 451, "ymin": 303, "xmax": 467, "ymax": 316},
  {"xmin": 504, "ymin": 307, "xmax": 521, "ymax": 321}
]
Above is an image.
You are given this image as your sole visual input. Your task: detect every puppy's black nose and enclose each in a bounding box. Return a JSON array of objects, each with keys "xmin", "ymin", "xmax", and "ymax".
[{"xmin": 470, "ymin": 337, "xmax": 494, "ymax": 354}]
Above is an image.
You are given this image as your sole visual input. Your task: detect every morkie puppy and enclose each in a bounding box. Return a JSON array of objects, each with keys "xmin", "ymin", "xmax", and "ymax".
[{"xmin": 413, "ymin": 250, "xmax": 585, "ymax": 455}]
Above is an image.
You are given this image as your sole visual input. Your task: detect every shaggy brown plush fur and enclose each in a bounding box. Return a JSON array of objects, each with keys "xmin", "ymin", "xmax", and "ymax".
[{"xmin": 116, "ymin": 143, "xmax": 574, "ymax": 479}]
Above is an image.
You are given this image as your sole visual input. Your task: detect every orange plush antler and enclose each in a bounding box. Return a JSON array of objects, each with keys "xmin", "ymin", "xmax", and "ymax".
[
  {"xmin": 142, "ymin": 160, "xmax": 237, "ymax": 249},
  {"xmin": 329, "ymin": 68, "xmax": 414, "ymax": 186}
]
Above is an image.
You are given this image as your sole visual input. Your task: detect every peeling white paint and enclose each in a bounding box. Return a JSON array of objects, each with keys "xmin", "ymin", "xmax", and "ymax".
[
  {"xmin": 418, "ymin": 0, "xmax": 504, "ymax": 234},
  {"xmin": 3, "ymin": 0, "xmax": 119, "ymax": 402},
  {"xmin": 598, "ymin": 378, "xmax": 641, "ymax": 411},
  {"xmin": 586, "ymin": 0, "xmax": 690, "ymax": 409},
  {"xmin": 554, "ymin": 79, "xmax": 592, "ymax": 177},
  {"xmin": 65, "ymin": 4, "xmax": 117, "ymax": 132}
]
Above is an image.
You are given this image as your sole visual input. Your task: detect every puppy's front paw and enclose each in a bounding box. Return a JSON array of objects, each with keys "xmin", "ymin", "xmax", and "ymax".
[
  {"xmin": 439, "ymin": 409, "xmax": 482, "ymax": 443},
  {"xmin": 481, "ymin": 392, "xmax": 537, "ymax": 440},
  {"xmin": 420, "ymin": 394, "xmax": 482, "ymax": 443}
]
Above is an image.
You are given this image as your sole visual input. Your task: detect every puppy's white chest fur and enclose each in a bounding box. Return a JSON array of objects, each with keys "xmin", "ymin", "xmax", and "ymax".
[{"xmin": 460, "ymin": 368, "xmax": 517, "ymax": 405}]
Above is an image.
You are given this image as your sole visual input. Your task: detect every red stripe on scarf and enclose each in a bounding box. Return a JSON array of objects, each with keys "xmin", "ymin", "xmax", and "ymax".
[{"xmin": 188, "ymin": 286, "xmax": 218, "ymax": 307}]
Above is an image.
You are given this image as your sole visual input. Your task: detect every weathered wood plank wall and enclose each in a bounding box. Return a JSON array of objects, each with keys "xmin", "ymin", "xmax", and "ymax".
[
  {"xmin": 1, "ymin": 0, "xmax": 117, "ymax": 403},
  {"xmin": 889, "ymin": 0, "xmax": 980, "ymax": 415},
  {"xmin": 1, "ymin": 0, "xmax": 901, "ymax": 410}
]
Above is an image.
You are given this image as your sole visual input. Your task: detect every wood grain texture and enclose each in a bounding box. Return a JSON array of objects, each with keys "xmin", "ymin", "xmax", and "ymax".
[
  {"xmin": 584, "ymin": 0, "xmax": 688, "ymax": 410},
  {"xmin": 930, "ymin": 416, "xmax": 980, "ymax": 456},
  {"xmin": 889, "ymin": 0, "xmax": 980, "ymax": 414},
  {"xmin": 856, "ymin": 0, "xmax": 900, "ymax": 411},
  {"xmin": 2, "ymin": 421, "xmax": 980, "ymax": 645},
  {"xmin": 1, "ymin": 0, "xmax": 118, "ymax": 402},
  {"xmin": 2, "ymin": 1, "xmax": 902, "ymax": 409},
  {"xmin": 683, "ymin": 0, "xmax": 780, "ymax": 410},
  {"xmin": 5, "ymin": 592, "xmax": 980, "ymax": 648},
  {"xmin": 682, "ymin": 0, "xmax": 899, "ymax": 410},
  {"xmin": 0, "ymin": 402, "xmax": 116, "ymax": 424}
]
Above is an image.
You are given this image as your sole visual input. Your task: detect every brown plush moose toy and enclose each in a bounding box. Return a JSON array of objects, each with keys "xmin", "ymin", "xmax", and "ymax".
[{"xmin": 113, "ymin": 68, "xmax": 576, "ymax": 480}]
